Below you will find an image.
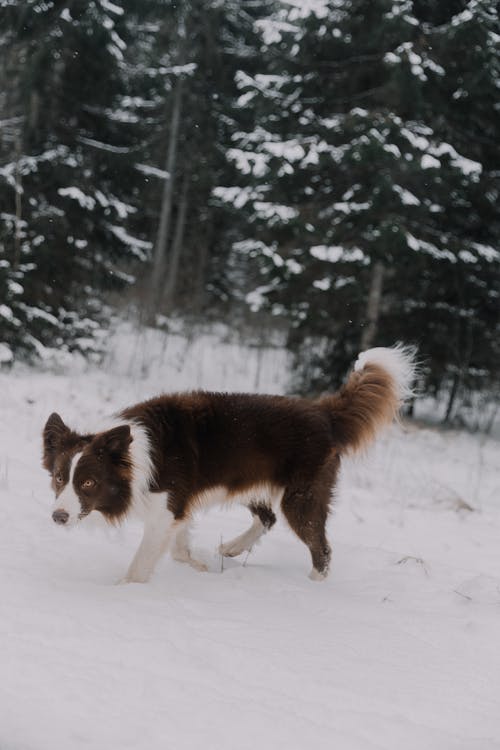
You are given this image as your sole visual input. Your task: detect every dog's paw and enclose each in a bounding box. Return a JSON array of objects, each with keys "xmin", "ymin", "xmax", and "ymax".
[
  {"xmin": 189, "ymin": 558, "xmax": 209, "ymax": 572},
  {"xmin": 219, "ymin": 539, "xmax": 246, "ymax": 558},
  {"xmin": 172, "ymin": 551, "xmax": 209, "ymax": 571},
  {"xmin": 116, "ymin": 572, "xmax": 150, "ymax": 584},
  {"xmin": 219, "ymin": 536, "xmax": 253, "ymax": 557},
  {"xmin": 309, "ymin": 568, "xmax": 328, "ymax": 582}
]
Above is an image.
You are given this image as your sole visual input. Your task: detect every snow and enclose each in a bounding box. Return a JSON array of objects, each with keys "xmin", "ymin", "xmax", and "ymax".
[
  {"xmin": 58, "ymin": 186, "xmax": 96, "ymax": 211},
  {"xmin": 0, "ymin": 147, "xmax": 69, "ymax": 188},
  {"xmin": 431, "ymin": 143, "xmax": 482, "ymax": 176},
  {"xmin": 108, "ymin": 29, "xmax": 127, "ymax": 61},
  {"xmin": 400, "ymin": 130, "xmax": 482, "ymax": 177},
  {"xmin": 451, "ymin": 8, "xmax": 474, "ymax": 26},
  {"xmin": 0, "ymin": 326, "xmax": 499, "ymax": 750},
  {"xmin": 472, "ymin": 242, "xmax": 500, "ymax": 262},
  {"xmin": 284, "ymin": 0, "xmax": 330, "ymax": 21},
  {"xmin": 212, "ymin": 185, "xmax": 257, "ymax": 209},
  {"xmin": 406, "ymin": 233, "xmax": 456, "ymax": 262},
  {"xmin": 227, "ymin": 147, "xmax": 269, "ymax": 177},
  {"xmin": 107, "ymin": 225, "xmax": 152, "ymax": 260},
  {"xmin": 313, "ymin": 277, "xmax": 331, "ymax": 291},
  {"xmin": 386, "ymin": 43, "xmax": 445, "ymax": 79},
  {"xmin": 78, "ymin": 136, "xmax": 131, "ymax": 154},
  {"xmin": 99, "ymin": 0, "xmax": 124, "ymax": 15},
  {"xmin": 0, "ymin": 303, "xmax": 19, "ymax": 324},
  {"xmin": 7, "ymin": 280, "xmax": 23, "ymax": 295},
  {"xmin": 333, "ymin": 200, "xmax": 371, "ymax": 214},
  {"xmin": 20, "ymin": 304, "xmax": 60, "ymax": 327},
  {"xmin": 263, "ymin": 139, "xmax": 306, "ymax": 161},
  {"xmin": 421, "ymin": 154, "xmax": 441, "ymax": 169},
  {"xmin": 95, "ymin": 190, "xmax": 136, "ymax": 218},
  {"xmin": 235, "ymin": 71, "xmax": 290, "ymax": 96},
  {"xmin": 393, "ymin": 184, "xmax": 421, "ymax": 205},
  {"xmin": 383, "ymin": 143, "xmax": 402, "ymax": 157},
  {"xmin": 253, "ymin": 201, "xmax": 299, "ymax": 223},
  {"xmin": 0, "ymin": 342, "xmax": 13, "ymax": 363},
  {"xmin": 459, "ymin": 249, "xmax": 478, "ymax": 264},
  {"xmin": 310, "ymin": 245, "xmax": 366, "ymax": 263},
  {"xmin": 135, "ymin": 163, "xmax": 170, "ymax": 180},
  {"xmin": 246, "ymin": 282, "xmax": 280, "ymax": 311},
  {"xmin": 385, "ymin": 1, "xmax": 419, "ymax": 24},
  {"xmin": 255, "ymin": 18, "xmax": 299, "ymax": 45}
]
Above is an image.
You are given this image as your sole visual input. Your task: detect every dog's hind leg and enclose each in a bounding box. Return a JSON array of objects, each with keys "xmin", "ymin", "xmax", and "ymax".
[
  {"xmin": 219, "ymin": 502, "xmax": 276, "ymax": 558},
  {"xmin": 280, "ymin": 455, "xmax": 339, "ymax": 580},
  {"xmin": 281, "ymin": 486, "xmax": 331, "ymax": 580},
  {"xmin": 171, "ymin": 523, "xmax": 208, "ymax": 572}
]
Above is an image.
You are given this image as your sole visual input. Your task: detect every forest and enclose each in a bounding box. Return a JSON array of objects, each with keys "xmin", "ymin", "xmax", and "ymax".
[
  {"xmin": 1, "ymin": 5, "xmax": 500, "ymax": 744},
  {"xmin": 0, "ymin": 0, "xmax": 499, "ymax": 423}
]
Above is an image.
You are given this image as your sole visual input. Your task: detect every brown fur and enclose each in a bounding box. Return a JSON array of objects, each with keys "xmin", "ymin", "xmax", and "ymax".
[
  {"xmin": 320, "ymin": 363, "xmax": 400, "ymax": 454},
  {"xmin": 248, "ymin": 502, "xmax": 277, "ymax": 530}
]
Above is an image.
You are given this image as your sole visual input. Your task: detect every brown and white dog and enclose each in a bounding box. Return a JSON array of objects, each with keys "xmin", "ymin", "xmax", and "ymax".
[{"xmin": 43, "ymin": 346, "xmax": 415, "ymax": 583}]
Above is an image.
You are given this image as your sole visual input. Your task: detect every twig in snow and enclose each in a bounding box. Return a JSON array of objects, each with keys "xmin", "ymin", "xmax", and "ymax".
[
  {"xmin": 396, "ymin": 555, "xmax": 429, "ymax": 577},
  {"xmin": 453, "ymin": 589, "xmax": 472, "ymax": 602}
]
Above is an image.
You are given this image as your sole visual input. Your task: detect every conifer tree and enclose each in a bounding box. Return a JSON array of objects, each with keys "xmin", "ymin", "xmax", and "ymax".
[
  {"xmin": 218, "ymin": 0, "xmax": 499, "ymax": 410},
  {"xmin": 0, "ymin": 0, "xmax": 150, "ymax": 358},
  {"xmin": 136, "ymin": 0, "xmax": 277, "ymax": 318}
]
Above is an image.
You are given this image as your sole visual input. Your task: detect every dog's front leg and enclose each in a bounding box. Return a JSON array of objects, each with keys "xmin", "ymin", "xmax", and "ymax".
[{"xmin": 121, "ymin": 506, "xmax": 176, "ymax": 584}]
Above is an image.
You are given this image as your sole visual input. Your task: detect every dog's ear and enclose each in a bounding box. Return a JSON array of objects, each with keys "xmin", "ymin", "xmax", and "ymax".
[
  {"xmin": 93, "ymin": 425, "xmax": 133, "ymax": 460},
  {"xmin": 43, "ymin": 412, "xmax": 70, "ymax": 471}
]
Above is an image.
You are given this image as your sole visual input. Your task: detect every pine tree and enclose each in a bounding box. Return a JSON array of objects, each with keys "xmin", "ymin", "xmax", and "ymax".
[
  {"xmin": 417, "ymin": 0, "xmax": 500, "ymax": 417},
  {"xmin": 0, "ymin": 0, "xmax": 151, "ymax": 359},
  {"xmin": 218, "ymin": 0, "xmax": 434, "ymax": 384},
  {"xmin": 135, "ymin": 0, "xmax": 277, "ymax": 319},
  {"xmin": 218, "ymin": 0, "xmax": 500, "ymax": 411}
]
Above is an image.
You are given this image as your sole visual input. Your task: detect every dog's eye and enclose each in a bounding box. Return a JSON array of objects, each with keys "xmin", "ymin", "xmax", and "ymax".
[
  {"xmin": 81, "ymin": 478, "xmax": 96, "ymax": 490},
  {"xmin": 55, "ymin": 473, "xmax": 63, "ymax": 484}
]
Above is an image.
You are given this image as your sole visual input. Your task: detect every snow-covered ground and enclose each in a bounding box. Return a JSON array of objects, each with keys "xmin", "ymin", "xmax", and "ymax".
[{"xmin": 1, "ymin": 326, "xmax": 499, "ymax": 750}]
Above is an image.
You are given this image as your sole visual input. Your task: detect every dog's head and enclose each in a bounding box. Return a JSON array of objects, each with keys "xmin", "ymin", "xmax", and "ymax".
[{"xmin": 43, "ymin": 413, "xmax": 133, "ymax": 526}]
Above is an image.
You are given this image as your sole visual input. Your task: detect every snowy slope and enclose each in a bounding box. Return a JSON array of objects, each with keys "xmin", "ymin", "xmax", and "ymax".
[{"xmin": 0, "ymin": 330, "xmax": 499, "ymax": 750}]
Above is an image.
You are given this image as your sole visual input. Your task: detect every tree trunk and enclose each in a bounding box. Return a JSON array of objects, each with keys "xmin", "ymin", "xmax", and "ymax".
[
  {"xmin": 443, "ymin": 316, "xmax": 473, "ymax": 424},
  {"xmin": 150, "ymin": 74, "xmax": 184, "ymax": 315},
  {"xmin": 193, "ymin": 241, "xmax": 208, "ymax": 316},
  {"xmin": 360, "ymin": 260, "xmax": 384, "ymax": 351},
  {"xmin": 444, "ymin": 370, "xmax": 460, "ymax": 423},
  {"xmin": 13, "ymin": 134, "xmax": 22, "ymax": 271},
  {"xmin": 162, "ymin": 170, "xmax": 189, "ymax": 312}
]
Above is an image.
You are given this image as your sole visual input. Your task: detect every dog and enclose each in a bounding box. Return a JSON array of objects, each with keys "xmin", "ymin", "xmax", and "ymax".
[{"xmin": 43, "ymin": 346, "xmax": 415, "ymax": 582}]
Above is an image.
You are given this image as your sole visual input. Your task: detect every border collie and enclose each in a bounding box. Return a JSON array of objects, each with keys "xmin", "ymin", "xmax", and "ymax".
[{"xmin": 43, "ymin": 346, "xmax": 415, "ymax": 583}]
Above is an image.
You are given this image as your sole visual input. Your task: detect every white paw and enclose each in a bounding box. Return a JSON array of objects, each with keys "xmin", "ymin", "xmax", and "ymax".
[
  {"xmin": 117, "ymin": 572, "xmax": 150, "ymax": 584},
  {"xmin": 309, "ymin": 568, "xmax": 328, "ymax": 582},
  {"xmin": 219, "ymin": 539, "xmax": 247, "ymax": 558},
  {"xmin": 189, "ymin": 559, "xmax": 209, "ymax": 572},
  {"xmin": 172, "ymin": 551, "xmax": 209, "ymax": 571}
]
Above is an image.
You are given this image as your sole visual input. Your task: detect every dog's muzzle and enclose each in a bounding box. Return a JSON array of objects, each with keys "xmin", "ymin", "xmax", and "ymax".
[{"xmin": 52, "ymin": 509, "xmax": 70, "ymax": 525}]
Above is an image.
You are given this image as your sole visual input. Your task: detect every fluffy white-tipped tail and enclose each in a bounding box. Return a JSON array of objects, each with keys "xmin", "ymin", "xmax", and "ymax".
[
  {"xmin": 354, "ymin": 344, "xmax": 417, "ymax": 403},
  {"xmin": 320, "ymin": 344, "xmax": 417, "ymax": 455}
]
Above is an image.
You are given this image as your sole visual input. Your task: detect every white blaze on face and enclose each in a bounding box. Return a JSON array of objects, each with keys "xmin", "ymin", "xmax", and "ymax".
[{"xmin": 53, "ymin": 451, "xmax": 83, "ymax": 526}]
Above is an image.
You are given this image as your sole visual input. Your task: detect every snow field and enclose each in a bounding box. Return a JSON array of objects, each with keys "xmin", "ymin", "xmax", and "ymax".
[{"xmin": 0, "ymin": 328, "xmax": 499, "ymax": 750}]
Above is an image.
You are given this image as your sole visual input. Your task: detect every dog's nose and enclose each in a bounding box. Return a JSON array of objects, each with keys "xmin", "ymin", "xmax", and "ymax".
[{"xmin": 52, "ymin": 509, "xmax": 69, "ymax": 525}]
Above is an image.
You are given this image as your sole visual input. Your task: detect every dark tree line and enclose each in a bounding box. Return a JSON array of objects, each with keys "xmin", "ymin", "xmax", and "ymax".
[{"xmin": 0, "ymin": 0, "xmax": 498, "ymax": 421}]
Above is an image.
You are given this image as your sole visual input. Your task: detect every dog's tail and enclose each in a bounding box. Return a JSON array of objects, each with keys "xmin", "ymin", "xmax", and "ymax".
[{"xmin": 319, "ymin": 345, "xmax": 417, "ymax": 455}]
